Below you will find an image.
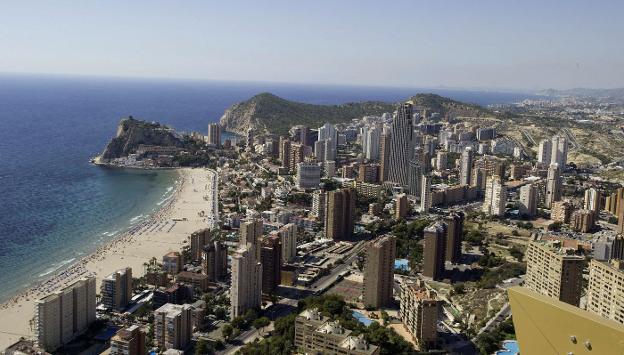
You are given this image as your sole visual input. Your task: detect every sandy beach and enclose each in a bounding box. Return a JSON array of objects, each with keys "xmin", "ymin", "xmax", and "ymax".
[{"xmin": 0, "ymin": 167, "xmax": 217, "ymax": 350}]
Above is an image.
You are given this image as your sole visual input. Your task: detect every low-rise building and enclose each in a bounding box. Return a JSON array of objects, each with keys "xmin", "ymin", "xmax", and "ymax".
[
  {"xmin": 175, "ymin": 272, "xmax": 209, "ymax": 292},
  {"xmin": 294, "ymin": 308, "xmax": 379, "ymax": 355},
  {"xmin": 163, "ymin": 252, "xmax": 183, "ymax": 274}
]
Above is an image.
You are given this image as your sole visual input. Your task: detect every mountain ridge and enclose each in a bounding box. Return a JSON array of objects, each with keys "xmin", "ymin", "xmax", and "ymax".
[{"xmin": 219, "ymin": 92, "xmax": 493, "ymax": 135}]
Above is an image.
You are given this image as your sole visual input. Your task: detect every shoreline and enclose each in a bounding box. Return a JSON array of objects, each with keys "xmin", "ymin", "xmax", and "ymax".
[{"xmin": 0, "ymin": 167, "xmax": 215, "ymax": 349}]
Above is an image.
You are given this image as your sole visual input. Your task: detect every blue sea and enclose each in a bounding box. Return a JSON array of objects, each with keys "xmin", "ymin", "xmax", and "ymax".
[{"xmin": 0, "ymin": 73, "xmax": 541, "ymax": 302}]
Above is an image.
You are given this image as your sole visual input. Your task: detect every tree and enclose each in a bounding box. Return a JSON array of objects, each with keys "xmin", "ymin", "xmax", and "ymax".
[
  {"xmin": 380, "ymin": 311, "xmax": 389, "ymax": 325},
  {"xmin": 214, "ymin": 307, "xmax": 226, "ymax": 320},
  {"xmin": 509, "ymin": 246, "xmax": 524, "ymax": 262},
  {"xmin": 253, "ymin": 317, "xmax": 271, "ymax": 334},
  {"xmin": 548, "ymin": 221, "xmax": 563, "ymax": 231},
  {"xmin": 222, "ymin": 324, "xmax": 234, "ymax": 341},
  {"xmin": 195, "ymin": 338, "xmax": 211, "ymax": 355},
  {"xmin": 452, "ymin": 282, "xmax": 466, "ymax": 295}
]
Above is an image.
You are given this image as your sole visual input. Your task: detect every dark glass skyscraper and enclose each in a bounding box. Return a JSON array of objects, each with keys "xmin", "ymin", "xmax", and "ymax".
[{"xmin": 386, "ymin": 103, "xmax": 414, "ymax": 186}]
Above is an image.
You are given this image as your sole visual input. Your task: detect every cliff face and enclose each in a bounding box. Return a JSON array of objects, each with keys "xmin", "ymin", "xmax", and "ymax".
[
  {"xmin": 99, "ymin": 118, "xmax": 183, "ymax": 160},
  {"xmin": 219, "ymin": 93, "xmax": 395, "ymax": 135}
]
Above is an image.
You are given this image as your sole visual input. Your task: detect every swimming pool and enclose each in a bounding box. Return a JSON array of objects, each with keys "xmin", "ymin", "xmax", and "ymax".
[
  {"xmin": 496, "ymin": 340, "xmax": 519, "ymax": 355},
  {"xmin": 394, "ymin": 258, "xmax": 410, "ymax": 271},
  {"xmin": 352, "ymin": 310, "xmax": 374, "ymax": 326}
]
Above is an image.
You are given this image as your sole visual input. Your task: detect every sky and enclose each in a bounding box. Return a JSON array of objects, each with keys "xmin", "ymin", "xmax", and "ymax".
[{"xmin": 0, "ymin": 0, "xmax": 622, "ymax": 90}]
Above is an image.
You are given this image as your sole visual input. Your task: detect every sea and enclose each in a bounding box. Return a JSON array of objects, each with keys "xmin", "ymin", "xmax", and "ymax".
[{"xmin": 0, "ymin": 73, "xmax": 541, "ymax": 302}]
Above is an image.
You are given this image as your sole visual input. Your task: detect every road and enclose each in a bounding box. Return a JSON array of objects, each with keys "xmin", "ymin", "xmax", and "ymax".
[
  {"xmin": 308, "ymin": 241, "xmax": 366, "ymax": 293},
  {"xmin": 206, "ymin": 169, "xmax": 219, "ymax": 228},
  {"xmin": 473, "ymin": 303, "xmax": 511, "ymax": 340}
]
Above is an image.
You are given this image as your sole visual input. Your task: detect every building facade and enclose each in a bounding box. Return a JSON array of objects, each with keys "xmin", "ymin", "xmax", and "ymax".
[
  {"xmin": 400, "ymin": 281, "xmax": 439, "ymax": 348},
  {"xmin": 423, "ymin": 222, "xmax": 447, "ymax": 281},
  {"xmin": 230, "ymin": 243, "xmax": 262, "ymax": 318},
  {"xmin": 362, "ymin": 235, "xmax": 396, "ymax": 308},
  {"xmin": 153, "ymin": 303, "xmax": 192, "ymax": 351},
  {"xmin": 524, "ymin": 240, "xmax": 584, "ymax": 306},
  {"xmin": 482, "ymin": 175, "xmax": 507, "ymax": 216},
  {"xmin": 35, "ymin": 276, "xmax": 96, "ymax": 352},
  {"xmin": 101, "ymin": 267, "xmax": 133, "ymax": 312},
  {"xmin": 325, "ymin": 188, "xmax": 356, "ymax": 240}
]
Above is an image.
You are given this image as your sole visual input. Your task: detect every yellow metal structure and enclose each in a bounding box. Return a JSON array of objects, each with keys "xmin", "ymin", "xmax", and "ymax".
[{"xmin": 508, "ymin": 286, "xmax": 624, "ymax": 354}]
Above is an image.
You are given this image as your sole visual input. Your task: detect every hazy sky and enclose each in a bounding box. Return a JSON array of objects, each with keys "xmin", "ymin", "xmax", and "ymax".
[{"xmin": 0, "ymin": 0, "xmax": 622, "ymax": 90}]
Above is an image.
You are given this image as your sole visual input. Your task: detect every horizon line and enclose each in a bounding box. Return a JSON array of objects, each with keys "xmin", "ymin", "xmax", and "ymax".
[{"xmin": 0, "ymin": 70, "xmax": 578, "ymax": 94}]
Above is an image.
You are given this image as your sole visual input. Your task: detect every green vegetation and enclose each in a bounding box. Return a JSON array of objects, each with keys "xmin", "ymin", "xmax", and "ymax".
[
  {"xmin": 220, "ymin": 93, "xmax": 394, "ymax": 135},
  {"xmin": 548, "ymin": 221, "xmax": 563, "ymax": 231},
  {"xmin": 220, "ymin": 92, "xmax": 494, "ymax": 136},
  {"xmin": 409, "ymin": 93, "xmax": 493, "ymax": 118},
  {"xmin": 391, "ymin": 218, "xmax": 430, "ymax": 270},
  {"xmin": 509, "ymin": 246, "xmax": 524, "ymax": 262},
  {"xmin": 475, "ymin": 318, "xmax": 516, "ymax": 355},
  {"xmin": 477, "ymin": 262, "xmax": 525, "ymax": 289},
  {"xmin": 464, "ymin": 228, "xmax": 487, "ymax": 246},
  {"xmin": 239, "ymin": 294, "xmax": 416, "ymax": 355}
]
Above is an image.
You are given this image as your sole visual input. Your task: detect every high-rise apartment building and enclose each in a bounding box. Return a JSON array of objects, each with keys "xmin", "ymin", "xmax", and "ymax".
[
  {"xmin": 201, "ymin": 240, "xmax": 227, "ymax": 282},
  {"xmin": 394, "ymin": 193, "xmax": 408, "ymax": 220},
  {"xmin": 357, "ymin": 163, "xmax": 379, "ymax": 184},
  {"xmin": 325, "ymin": 188, "xmax": 356, "ymax": 240},
  {"xmin": 296, "ymin": 162, "xmax": 321, "ymax": 189},
  {"xmin": 230, "ymin": 243, "xmax": 262, "ymax": 318},
  {"xmin": 318, "ymin": 123, "xmax": 337, "ymax": 142},
  {"xmin": 365, "ymin": 126, "xmax": 381, "ymax": 161},
  {"xmin": 435, "ymin": 151, "xmax": 447, "ymax": 171},
  {"xmin": 279, "ymin": 138, "xmax": 292, "ymax": 170},
  {"xmin": 551, "ymin": 135, "xmax": 568, "ymax": 168},
  {"xmin": 162, "ymin": 252, "xmax": 183, "ymax": 274},
  {"xmin": 289, "ymin": 143, "xmax": 307, "ymax": 172},
  {"xmin": 519, "ymin": 183, "xmax": 538, "ymax": 218},
  {"xmin": 386, "ymin": 103, "xmax": 414, "ymax": 186},
  {"xmin": 482, "ymin": 175, "xmax": 507, "ymax": 216},
  {"xmin": 379, "ymin": 131, "xmax": 391, "ymax": 182},
  {"xmin": 206, "ymin": 123, "xmax": 221, "ymax": 147},
  {"xmin": 153, "ymin": 303, "xmax": 192, "ymax": 351},
  {"xmin": 423, "ymin": 222, "xmax": 447, "ymax": 280},
  {"xmin": 584, "ymin": 187, "xmax": 601, "ymax": 213},
  {"xmin": 524, "ymin": 240, "xmax": 584, "ymax": 306},
  {"xmin": 444, "ymin": 212, "xmax": 464, "ymax": 264},
  {"xmin": 190, "ymin": 228, "xmax": 211, "ymax": 261},
  {"xmin": 260, "ymin": 235, "xmax": 282, "ymax": 294},
  {"xmin": 110, "ymin": 325, "xmax": 146, "ymax": 355},
  {"xmin": 545, "ymin": 164, "xmax": 562, "ymax": 208},
  {"xmin": 407, "ymin": 159, "xmax": 422, "ymax": 197},
  {"xmin": 587, "ymin": 259, "xmax": 624, "ymax": 324},
  {"xmin": 35, "ymin": 276, "xmax": 96, "ymax": 352},
  {"xmin": 101, "ymin": 267, "xmax": 133, "ymax": 312},
  {"xmin": 279, "ymin": 223, "xmax": 298, "ymax": 263},
  {"xmin": 420, "ymin": 174, "xmax": 432, "ymax": 213},
  {"xmin": 460, "ymin": 147, "xmax": 474, "ymax": 186},
  {"xmin": 314, "ymin": 140, "xmax": 325, "ymax": 162},
  {"xmin": 538, "ymin": 139, "xmax": 552, "ymax": 165},
  {"xmin": 571, "ymin": 209, "xmax": 596, "ymax": 233},
  {"xmin": 551, "ymin": 200, "xmax": 573, "ymax": 223},
  {"xmin": 363, "ymin": 235, "xmax": 396, "ymax": 308},
  {"xmin": 312, "ymin": 190, "xmax": 327, "ymax": 221},
  {"xmin": 399, "ymin": 281, "xmax": 439, "ymax": 348},
  {"xmin": 239, "ymin": 218, "xmax": 263, "ymax": 260}
]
